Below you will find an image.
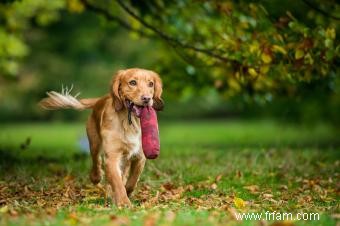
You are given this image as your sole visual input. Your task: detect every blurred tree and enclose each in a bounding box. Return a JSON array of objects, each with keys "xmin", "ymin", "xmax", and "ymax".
[
  {"xmin": 0, "ymin": 0, "xmax": 339, "ymax": 123},
  {"xmin": 80, "ymin": 0, "xmax": 339, "ymax": 101},
  {"xmin": 0, "ymin": 0, "xmax": 66, "ymax": 76},
  {"xmin": 83, "ymin": 0, "xmax": 340, "ymax": 125},
  {"xmin": 1, "ymin": 0, "xmax": 339, "ymax": 97}
]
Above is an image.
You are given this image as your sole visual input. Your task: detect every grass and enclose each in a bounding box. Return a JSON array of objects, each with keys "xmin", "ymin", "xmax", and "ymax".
[{"xmin": 0, "ymin": 119, "xmax": 339, "ymax": 226}]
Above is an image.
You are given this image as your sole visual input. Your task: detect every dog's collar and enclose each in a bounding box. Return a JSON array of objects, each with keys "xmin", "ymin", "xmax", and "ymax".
[{"xmin": 128, "ymin": 108, "xmax": 132, "ymax": 125}]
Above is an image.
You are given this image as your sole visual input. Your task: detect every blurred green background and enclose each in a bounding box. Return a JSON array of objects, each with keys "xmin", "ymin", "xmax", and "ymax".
[{"xmin": 0, "ymin": 0, "xmax": 339, "ymax": 125}]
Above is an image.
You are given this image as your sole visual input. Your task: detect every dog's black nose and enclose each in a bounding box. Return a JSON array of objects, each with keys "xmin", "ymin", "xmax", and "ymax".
[{"xmin": 141, "ymin": 96, "xmax": 151, "ymax": 103}]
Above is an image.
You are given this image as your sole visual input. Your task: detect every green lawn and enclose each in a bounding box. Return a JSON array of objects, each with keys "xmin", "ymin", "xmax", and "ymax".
[{"xmin": 0, "ymin": 120, "xmax": 339, "ymax": 226}]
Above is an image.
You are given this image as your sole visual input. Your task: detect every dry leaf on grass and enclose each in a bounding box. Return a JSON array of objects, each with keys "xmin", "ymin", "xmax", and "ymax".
[
  {"xmin": 263, "ymin": 194, "xmax": 274, "ymax": 199},
  {"xmin": 270, "ymin": 221, "xmax": 296, "ymax": 226},
  {"xmin": 227, "ymin": 207, "xmax": 240, "ymax": 220},
  {"xmin": 143, "ymin": 213, "xmax": 159, "ymax": 226},
  {"xmin": 211, "ymin": 183, "xmax": 217, "ymax": 190},
  {"xmin": 233, "ymin": 197, "xmax": 246, "ymax": 209},
  {"xmin": 110, "ymin": 215, "xmax": 129, "ymax": 226},
  {"xmin": 279, "ymin": 185, "xmax": 288, "ymax": 190},
  {"xmin": 215, "ymin": 174, "xmax": 223, "ymax": 182},
  {"xmin": 244, "ymin": 185, "xmax": 260, "ymax": 193}
]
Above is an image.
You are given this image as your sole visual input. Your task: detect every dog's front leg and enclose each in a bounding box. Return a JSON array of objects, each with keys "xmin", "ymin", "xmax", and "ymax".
[
  {"xmin": 103, "ymin": 141, "xmax": 131, "ymax": 207},
  {"xmin": 125, "ymin": 153, "xmax": 146, "ymax": 196}
]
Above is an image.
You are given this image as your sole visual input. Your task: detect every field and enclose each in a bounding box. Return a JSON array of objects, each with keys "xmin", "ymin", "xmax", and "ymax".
[{"xmin": 0, "ymin": 120, "xmax": 339, "ymax": 226}]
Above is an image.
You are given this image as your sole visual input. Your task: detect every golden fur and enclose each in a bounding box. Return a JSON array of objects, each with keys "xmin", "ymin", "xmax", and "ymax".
[{"xmin": 39, "ymin": 68, "xmax": 163, "ymax": 206}]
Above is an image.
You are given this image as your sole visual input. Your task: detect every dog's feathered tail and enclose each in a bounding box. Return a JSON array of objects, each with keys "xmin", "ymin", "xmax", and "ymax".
[{"xmin": 39, "ymin": 86, "xmax": 99, "ymax": 110}]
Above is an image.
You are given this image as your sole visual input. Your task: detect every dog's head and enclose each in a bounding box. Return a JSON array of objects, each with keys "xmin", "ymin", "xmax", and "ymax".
[{"xmin": 110, "ymin": 68, "xmax": 164, "ymax": 112}]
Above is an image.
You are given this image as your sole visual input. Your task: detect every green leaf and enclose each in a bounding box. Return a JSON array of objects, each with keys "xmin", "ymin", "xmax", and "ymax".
[{"xmin": 295, "ymin": 49, "xmax": 304, "ymax": 60}]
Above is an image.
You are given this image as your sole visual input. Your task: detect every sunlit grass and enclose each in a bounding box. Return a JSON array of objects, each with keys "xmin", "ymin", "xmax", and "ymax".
[{"xmin": 0, "ymin": 120, "xmax": 338, "ymax": 226}]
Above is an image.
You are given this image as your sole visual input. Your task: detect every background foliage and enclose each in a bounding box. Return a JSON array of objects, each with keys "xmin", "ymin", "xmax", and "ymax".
[{"xmin": 0, "ymin": 0, "xmax": 339, "ymax": 124}]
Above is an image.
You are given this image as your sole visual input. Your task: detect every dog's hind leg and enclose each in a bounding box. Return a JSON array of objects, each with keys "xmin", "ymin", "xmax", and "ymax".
[{"xmin": 87, "ymin": 115, "xmax": 102, "ymax": 184}]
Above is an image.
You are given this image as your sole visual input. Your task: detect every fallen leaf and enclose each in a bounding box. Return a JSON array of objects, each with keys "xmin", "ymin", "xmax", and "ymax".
[
  {"xmin": 236, "ymin": 170, "xmax": 243, "ymax": 178},
  {"xmin": 331, "ymin": 213, "xmax": 340, "ymax": 219},
  {"xmin": 211, "ymin": 183, "xmax": 217, "ymax": 190},
  {"xmin": 298, "ymin": 195, "xmax": 312, "ymax": 204},
  {"xmin": 162, "ymin": 183, "xmax": 175, "ymax": 191},
  {"xmin": 215, "ymin": 174, "xmax": 222, "ymax": 182},
  {"xmin": 46, "ymin": 207, "xmax": 57, "ymax": 216},
  {"xmin": 68, "ymin": 212, "xmax": 78, "ymax": 225},
  {"xmin": 69, "ymin": 212, "xmax": 78, "ymax": 220},
  {"xmin": 270, "ymin": 221, "xmax": 295, "ymax": 226},
  {"xmin": 233, "ymin": 197, "xmax": 246, "ymax": 209},
  {"xmin": 263, "ymin": 194, "xmax": 273, "ymax": 199},
  {"xmin": 279, "ymin": 185, "xmax": 288, "ymax": 190},
  {"xmin": 9, "ymin": 209, "xmax": 18, "ymax": 217},
  {"xmin": 185, "ymin": 184, "xmax": 194, "ymax": 191},
  {"xmin": 143, "ymin": 213, "xmax": 159, "ymax": 226},
  {"xmin": 258, "ymin": 220, "xmax": 268, "ymax": 226},
  {"xmin": 227, "ymin": 207, "xmax": 239, "ymax": 220},
  {"xmin": 110, "ymin": 215, "xmax": 118, "ymax": 221},
  {"xmin": 244, "ymin": 185, "xmax": 259, "ymax": 193},
  {"xmin": 110, "ymin": 215, "xmax": 129, "ymax": 225}
]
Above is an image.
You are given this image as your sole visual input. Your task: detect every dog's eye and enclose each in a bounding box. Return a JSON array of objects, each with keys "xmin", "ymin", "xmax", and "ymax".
[
  {"xmin": 148, "ymin": 81, "xmax": 154, "ymax": 87},
  {"xmin": 129, "ymin": 80, "xmax": 137, "ymax": 86}
]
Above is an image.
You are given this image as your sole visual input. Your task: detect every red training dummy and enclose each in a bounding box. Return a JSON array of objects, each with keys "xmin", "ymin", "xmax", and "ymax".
[{"xmin": 139, "ymin": 106, "xmax": 160, "ymax": 159}]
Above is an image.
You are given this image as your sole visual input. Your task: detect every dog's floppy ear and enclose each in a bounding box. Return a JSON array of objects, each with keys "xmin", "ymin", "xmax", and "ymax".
[
  {"xmin": 152, "ymin": 73, "xmax": 164, "ymax": 111},
  {"xmin": 110, "ymin": 70, "xmax": 125, "ymax": 112}
]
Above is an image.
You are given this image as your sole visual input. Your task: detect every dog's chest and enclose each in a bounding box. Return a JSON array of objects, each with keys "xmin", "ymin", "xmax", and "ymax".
[{"xmin": 123, "ymin": 129, "xmax": 142, "ymax": 157}]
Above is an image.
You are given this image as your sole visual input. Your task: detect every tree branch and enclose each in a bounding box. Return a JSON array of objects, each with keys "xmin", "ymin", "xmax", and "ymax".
[
  {"xmin": 115, "ymin": 0, "xmax": 240, "ymax": 67},
  {"xmin": 80, "ymin": 0, "xmax": 153, "ymax": 38},
  {"xmin": 302, "ymin": 0, "xmax": 340, "ymax": 20}
]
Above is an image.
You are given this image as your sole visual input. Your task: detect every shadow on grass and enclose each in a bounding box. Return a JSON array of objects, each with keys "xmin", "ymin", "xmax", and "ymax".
[
  {"xmin": 0, "ymin": 147, "xmax": 88, "ymax": 171},
  {"xmin": 164, "ymin": 140, "xmax": 340, "ymax": 150},
  {"xmin": 1, "ymin": 137, "xmax": 339, "ymax": 172}
]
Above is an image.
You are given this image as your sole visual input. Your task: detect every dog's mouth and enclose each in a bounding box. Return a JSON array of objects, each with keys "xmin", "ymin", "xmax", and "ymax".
[{"xmin": 126, "ymin": 99, "xmax": 144, "ymax": 117}]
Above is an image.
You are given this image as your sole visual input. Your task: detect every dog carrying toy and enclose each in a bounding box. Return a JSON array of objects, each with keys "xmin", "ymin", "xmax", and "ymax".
[{"xmin": 139, "ymin": 106, "xmax": 160, "ymax": 159}]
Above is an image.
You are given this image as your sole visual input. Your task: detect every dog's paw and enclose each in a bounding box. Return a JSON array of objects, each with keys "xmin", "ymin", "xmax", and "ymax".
[
  {"xmin": 115, "ymin": 196, "xmax": 132, "ymax": 208},
  {"xmin": 125, "ymin": 185, "xmax": 136, "ymax": 197},
  {"xmin": 90, "ymin": 169, "xmax": 102, "ymax": 184}
]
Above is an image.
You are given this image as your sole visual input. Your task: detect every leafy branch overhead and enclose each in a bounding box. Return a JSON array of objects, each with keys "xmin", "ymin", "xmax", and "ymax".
[
  {"xmin": 0, "ymin": 0, "xmax": 339, "ymax": 97},
  {"xmin": 88, "ymin": 0, "xmax": 339, "ymax": 96}
]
